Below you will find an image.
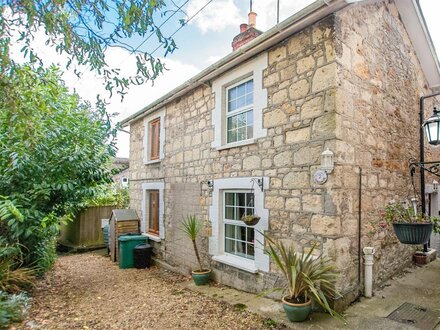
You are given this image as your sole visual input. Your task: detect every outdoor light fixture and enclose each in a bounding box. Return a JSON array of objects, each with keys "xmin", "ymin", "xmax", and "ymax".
[
  {"xmin": 321, "ymin": 148, "xmax": 334, "ymax": 173},
  {"xmin": 409, "ymin": 93, "xmax": 440, "ymax": 252},
  {"xmin": 423, "ymin": 107, "xmax": 440, "ymax": 146}
]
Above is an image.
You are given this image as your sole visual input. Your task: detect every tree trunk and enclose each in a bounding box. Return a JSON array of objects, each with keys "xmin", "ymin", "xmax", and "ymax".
[{"xmin": 192, "ymin": 239, "xmax": 203, "ymax": 271}]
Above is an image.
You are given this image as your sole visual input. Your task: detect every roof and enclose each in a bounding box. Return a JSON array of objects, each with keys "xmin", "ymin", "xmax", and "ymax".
[{"xmin": 120, "ymin": 0, "xmax": 440, "ymax": 127}]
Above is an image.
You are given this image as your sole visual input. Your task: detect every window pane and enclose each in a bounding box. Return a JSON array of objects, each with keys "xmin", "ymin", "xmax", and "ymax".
[
  {"xmin": 228, "ymin": 87, "xmax": 236, "ymax": 100},
  {"xmin": 237, "ymin": 193, "xmax": 246, "ymax": 206},
  {"xmin": 246, "ymin": 126, "xmax": 253, "ymax": 139},
  {"xmin": 247, "ymin": 243, "xmax": 255, "ymax": 257},
  {"xmin": 228, "ymin": 99, "xmax": 236, "ymax": 112},
  {"xmin": 236, "ymin": 96, "xmax": 246, "ymax": 109},
  {"xmin": 225, "ymin": 238, "xmax": 235, "ymax": 254},
  {"xmin": 227, "ymin": 130, "xmax": 237, "ymax": 143},
  {"xmin": 237, "ymin": 83, "xmax": 245, "ymax": 97},
  {"xmin": 246, "ymin": 110, "xmax": 253, "ymax": 124},
  {"xmin": 245, "ymin": 92, "xmax": 253, "ymax": 105},
  {"xmin": 237, "ymin": 126, "xmax": 246, "ymax": 141},
  {"xmin": 235, "ymin": 207, "xmax": 244, "ymax": 220},
  {"xmin": 225, "ymin": 207, "xmax": 235, "ymax": 220},
  {"xmin": 225, "ymin": 193, "xmax": 234, "ymax": 206},
  {"xmin": 238, "ymin": 226, "xmax": 246, "ymax": 241},
  {"xmin": 247, "ymin": 227, "xmax": 254, "ymax": 243},
  {"xmin": 227, "ymin": 115, "xmax": 237, "ymax": 130},
  {"xmin": 225, "ymin": 224, "xmax": 235, "ymax": 238},
  {"xmin": 246, "ymin": 80, "xmax": 253, "ymax": 93},
  {"xmin": 236, "ymin": 240, "xmax": 246, "ymax": 256},
  {"xmin": 246, "ymin": 193, "xmax": 254, "ymax": 208},
  {"xmin": 237, "ymin": 113, "xmax": 246, "ymax": 127}
]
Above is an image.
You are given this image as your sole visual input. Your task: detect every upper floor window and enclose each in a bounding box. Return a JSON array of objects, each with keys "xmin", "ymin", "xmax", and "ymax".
[
  {"xmin": 149, "ymin": 118, "xmax": 160, "ymax": 160},
  {"xmin": 226, "ymin": 80, "xmax": 254, "ymax": 144},
  {"xmin": 143, "ymin": 109, "xmax": 165, "ymax": 164},
  {"xmin": 211, "ymin": 53, "xmax": 267, "ymax": 150}
]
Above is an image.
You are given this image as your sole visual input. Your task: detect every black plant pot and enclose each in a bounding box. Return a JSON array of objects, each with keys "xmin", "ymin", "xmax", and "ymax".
[{"xmin": 392, "ymin": 223, "xmax": 433, "ymax": 245}]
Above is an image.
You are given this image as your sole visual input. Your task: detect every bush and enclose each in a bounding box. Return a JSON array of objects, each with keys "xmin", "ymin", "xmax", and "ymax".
[
  {"xmin": 0, "ymin": 239, "xmax": 35, "ymax": 293},
  {"xmin": 0, "ymin": 291, "xmax": 29, "ymax": 329}
]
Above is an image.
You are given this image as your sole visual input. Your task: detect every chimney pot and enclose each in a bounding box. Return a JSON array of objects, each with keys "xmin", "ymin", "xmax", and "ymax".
[
  {"xmin": 248, "ymin": 11, "xmax": 257, "ymax": 28},
  {"xmin": 240, "ymin": 23, "xmax": 248, "ymax": 33}
]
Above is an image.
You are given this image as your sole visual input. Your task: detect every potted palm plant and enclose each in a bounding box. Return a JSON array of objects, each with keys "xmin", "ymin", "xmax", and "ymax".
[
  {"xmin": 180, "ymin": 215, "xmax": 211, "ymax": 285},
  {"xmin": 383, "ymin": 200, "xmax": 438, "ymax": 245},
  {"xmin": 264, "ymin": 235, "xmax": 344, "ymax": 322}
]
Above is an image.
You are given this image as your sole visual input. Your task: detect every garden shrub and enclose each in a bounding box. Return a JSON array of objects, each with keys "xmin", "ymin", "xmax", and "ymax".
[
  {"xmin": 0, "ymin": 291, "xmax": 29, "ymax": 329},
  {"xmin": 0, "ymin": 65, "xmax": 116, "ymax": 271}
]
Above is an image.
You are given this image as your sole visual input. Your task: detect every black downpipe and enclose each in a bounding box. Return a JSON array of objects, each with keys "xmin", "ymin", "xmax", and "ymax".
[
  {"xmin": 420, "ymin": 96, "xmax": 427, "ymax": 252},
  {"xmin": 358, "ymin": 167, "xmax": 362, "ymax": 286}
]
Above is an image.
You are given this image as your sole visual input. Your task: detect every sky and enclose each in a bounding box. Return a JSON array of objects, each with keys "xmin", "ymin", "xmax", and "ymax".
[{"xmin": 10, "ymin": 0, "xmax": 440, "ymax": 158}]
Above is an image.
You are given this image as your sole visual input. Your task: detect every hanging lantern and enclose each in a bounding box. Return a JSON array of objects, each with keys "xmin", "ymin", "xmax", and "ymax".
[{"xmin": 423, "ymin": 107, "xmax": 440, "ymax": 146}]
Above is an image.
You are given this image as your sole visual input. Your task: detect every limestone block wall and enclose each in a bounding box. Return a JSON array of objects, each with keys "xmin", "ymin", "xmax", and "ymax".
[
  {"xmin": 127, "ymin": 5, "xmax": 432, "ymax": 303},
  {"xmin": 127, "ymin": 14, "xmax": 357, "ymax": 298},
  {"xmin": 334, "ymin": 0, "xmax": 435, "ymax": 286}
]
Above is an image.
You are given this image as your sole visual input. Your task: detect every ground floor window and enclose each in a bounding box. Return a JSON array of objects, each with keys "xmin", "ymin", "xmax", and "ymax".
[
  {"xmin": 142, "ymin": 181, "xmax": 164, "ymax": 241},
  {"xmin": 208, "ymin": 177, "xmax": 269, "ymax": 273},
  {"xmin": 224, "ymin": 191, "xmax": 255, "ymax": 260},
  {"xmin": 146, "ymin": 190, "xmax": 159, "ymax": 236}
]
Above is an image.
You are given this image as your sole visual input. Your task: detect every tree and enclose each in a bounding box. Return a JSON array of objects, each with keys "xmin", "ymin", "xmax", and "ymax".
[
  {"xmin": 0, "ymin": 64, "xmax": 115, "ymax": 270},
  {"xmin": 0, "ymin": 0, "xmax": 181, "ymax": 97}
]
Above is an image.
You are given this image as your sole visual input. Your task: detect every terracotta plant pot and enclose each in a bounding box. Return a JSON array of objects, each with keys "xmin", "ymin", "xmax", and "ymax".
[
  {"xmin": 191, "ymin": 269, "xmax": 212, "ymax": 285},
  {"xmin": 413, "ymin": 253, "xmax": 428, "ymax": 265},
  {"xmin": 392, "ymin": 223, "xmax": 433, "ymax": 245},
  {"xmin": 282, "ymin": 296, "xmax": 312, "ymax": 322}
]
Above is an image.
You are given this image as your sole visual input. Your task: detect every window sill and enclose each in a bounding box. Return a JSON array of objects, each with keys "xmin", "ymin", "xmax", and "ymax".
[
  {"xmin": 216, "ymin": 139, "xmax": 256, "ymax": 151},
  {"xmin": 143, "ymin": 159, "xmax": 162, "ymax": 165},
  {"xmin": 143, "ymin": 233, "xmax": 161, "ymax": 242},
  {"xmin": 212, "ymin": 255, "xmax": 258, "ymax": 273}
]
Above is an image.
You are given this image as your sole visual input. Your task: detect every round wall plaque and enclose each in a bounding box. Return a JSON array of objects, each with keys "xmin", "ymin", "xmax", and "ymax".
[{"xmin": 313, "ymin": 170, "xmax": 328, "ymax": 184}]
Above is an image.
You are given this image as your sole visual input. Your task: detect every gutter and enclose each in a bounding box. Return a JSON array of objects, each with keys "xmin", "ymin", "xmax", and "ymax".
[{"xmin": 120, "ymin": 0, "xmax": 352, "ymax": 127}]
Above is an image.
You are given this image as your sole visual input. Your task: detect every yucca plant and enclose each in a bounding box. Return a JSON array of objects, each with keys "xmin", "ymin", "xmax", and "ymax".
[
  {"xmin": 180, "ymin": 215, "xmax": 205, "ymax": 272},
  {"xmin": 264, "ymin": 235, "xmax": 344, "ymax": 321}
]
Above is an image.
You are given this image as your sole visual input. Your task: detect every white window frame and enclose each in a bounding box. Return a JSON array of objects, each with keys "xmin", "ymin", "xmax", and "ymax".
[
  {"xmin": 223, "ymin": 190, "xmax": 256, "ymax": 260},
  {"xmin": 143, "ymin": 109, "xmax": 165, "ymax": 164},
  {"xmin": 225, "ymin": 79, "xmax": 254, "ymax": 144},
  {"xmin": 141, "ymin": 181, "xmax": 165, "ymax": 242},
  {"xmin": 212, "ymin": 53, "xmax": 268, "ymax": 150},
  {"xmin": 209, "ymin": 177, "xmax": 269, "ymax": 273}
]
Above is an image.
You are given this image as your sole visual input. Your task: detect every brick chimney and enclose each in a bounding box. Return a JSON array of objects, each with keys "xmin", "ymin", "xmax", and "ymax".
[{"xmin": 232, "ymin": 11, "xmax": 263, "ymax": 51}]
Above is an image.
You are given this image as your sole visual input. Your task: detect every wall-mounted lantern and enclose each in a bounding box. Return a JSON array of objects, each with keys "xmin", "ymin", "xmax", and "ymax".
[
  {"xmin": 200, "ymin": 179, "xmax": 214, "ymax": 196},
  {"xmin": 423, "ymin": 107, "xmax": 440, "ymax": 146},
  {"xmin": 321, "ymin": 148, "xmax": 334, "ymax": 173}
]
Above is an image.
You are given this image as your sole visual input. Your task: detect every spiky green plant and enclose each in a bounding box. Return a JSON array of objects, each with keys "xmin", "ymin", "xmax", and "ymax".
[
  {"xmin": 180, "ymin": 215, "xmax": 205, "ymax": 272},
  {"xmin": 264, "ymin": 235, "xmax": 344, "ymax": 321}
]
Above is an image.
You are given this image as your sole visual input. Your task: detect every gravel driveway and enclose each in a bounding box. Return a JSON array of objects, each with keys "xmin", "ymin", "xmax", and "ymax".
[{"xmin": 21, "ymin": 252, "xmax": 280, "ymax": 330}]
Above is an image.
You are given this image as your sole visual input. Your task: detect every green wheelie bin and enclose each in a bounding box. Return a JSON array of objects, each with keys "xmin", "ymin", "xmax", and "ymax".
[{"xmin": 118, "ymin": 234, "xmax": 147, "ymax": 269}]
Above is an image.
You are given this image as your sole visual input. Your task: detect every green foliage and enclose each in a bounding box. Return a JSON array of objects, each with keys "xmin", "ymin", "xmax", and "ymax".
[
  {"xmin": 180, "ymin": 215, "xmax": 204, "ymax": 272},
  {"xmin": 264, "ymin": 235, "xmax": 344, "ymax": 321},
  {"xmin": 181, "ymin": 215, "xmax": 203, "ymax": 241},
  {"xmin": 0, "ymin": 291, "xmax": 29, "ymax": 329},
  {"xmin": 1, "ymin": 0, "xmax": 178, "ymax": 97},
  {"xmin": 383, "ymin": 200, "xmax": 440, "ymax": 226},
  {"xmin": 84, "ymin": 185, "xmax": 129, "ymax": 209},
  {"xmin": 0, "ymin": 64, "xmax": 114, "ymax": 269},
  {"xmin": 0, "ymin": 238, "xmax": 35, "ymax": 293}
]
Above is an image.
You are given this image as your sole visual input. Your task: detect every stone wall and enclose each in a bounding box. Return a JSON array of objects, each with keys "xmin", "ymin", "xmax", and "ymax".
[
  {"xmin": 334, "ymin": 0, "xmax": 435, "ymax": 289},
  {"xmin": 129, "ymin": 14, "xmax": 346, "ymax": 296},
  {"xmin": 127, "ymin": 0, "xmax": 436, "ymax": 307}
]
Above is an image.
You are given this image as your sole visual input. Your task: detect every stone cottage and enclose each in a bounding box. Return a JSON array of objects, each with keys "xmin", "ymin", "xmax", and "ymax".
[{"xmin": 121, "ymin": 0, "xmax": 440, "ymax": 308}]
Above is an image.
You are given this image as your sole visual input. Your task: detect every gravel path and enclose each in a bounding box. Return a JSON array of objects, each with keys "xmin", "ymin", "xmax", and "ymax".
[{"xmin": 21, "ymin": 252, "xmax": 280, "ymax": 330}]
